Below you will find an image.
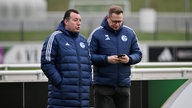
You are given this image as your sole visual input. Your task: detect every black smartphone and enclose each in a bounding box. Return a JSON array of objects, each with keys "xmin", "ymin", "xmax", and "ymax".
[{"xmin": 118, "ymin": 54, "xmax": 125, "ymax": 58}]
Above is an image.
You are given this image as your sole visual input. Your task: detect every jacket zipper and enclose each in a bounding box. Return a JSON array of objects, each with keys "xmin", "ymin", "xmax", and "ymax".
[
  {"xmin": 73, "ymin": 38, "xmax": 82, "ymax": 106},
  {"xmin": 116, "ymin": 32, "xmax": 120, "ymax": 87}
]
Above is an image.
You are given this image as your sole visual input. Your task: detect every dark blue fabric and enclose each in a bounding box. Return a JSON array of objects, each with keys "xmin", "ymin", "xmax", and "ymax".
[
  {"xmin": 88, "ymin": 17, "xmax": 142, "ymax": 87},
  {"xmin": 41, "ymin": 21, "xmax": 92, "ymax": 107}
]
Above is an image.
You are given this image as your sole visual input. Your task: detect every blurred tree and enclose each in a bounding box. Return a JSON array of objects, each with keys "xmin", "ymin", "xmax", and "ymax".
[
  {"xmin": 47, "ymin": 0, "xmax": 69, "ymax": 11},
  {"xmin": 130, "ymin": 0, "xmax": 192, "ymax": 12}
]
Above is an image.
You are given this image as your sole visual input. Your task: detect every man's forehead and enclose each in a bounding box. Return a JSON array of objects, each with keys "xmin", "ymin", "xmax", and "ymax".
[
  {"xmin": 110, "ymin": 13, "xmax": 123, "ymax": 19},
  {"xmin": 70, "ymin": 12, "xmax": 81, "ymax": 18}
]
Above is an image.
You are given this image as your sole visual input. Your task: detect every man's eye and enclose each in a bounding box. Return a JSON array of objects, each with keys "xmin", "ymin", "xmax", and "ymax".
[{"xmin": 73, "ymin": 19, "xmax": 81, "ymax": 22}]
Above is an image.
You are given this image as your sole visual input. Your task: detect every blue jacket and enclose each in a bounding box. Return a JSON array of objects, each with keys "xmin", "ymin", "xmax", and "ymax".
[
  {"xmin": 41, "ymin": 21, "xmax": 92, "ymax": 108},
  {"xmin": 88, "ymin": 17, "xmax": 142, "ymax": 87}
]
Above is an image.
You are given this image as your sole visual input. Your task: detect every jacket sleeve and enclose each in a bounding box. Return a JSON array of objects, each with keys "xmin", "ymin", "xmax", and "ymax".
[
  {"xmin": 41, "ymin": 34, "xmax": 62, "ymax": 86},
  {"xmin": 88, "ymin": 33, "xmax": 108, "ymax": 66},
  {"xmin": 128, "ymin": 33, "xmax": 142, "ymax": 65}
]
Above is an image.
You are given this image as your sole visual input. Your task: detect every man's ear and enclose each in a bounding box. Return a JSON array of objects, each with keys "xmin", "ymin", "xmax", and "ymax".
[
  {"xmin": 63, "ymin": 19, "xmax": 68, "ymax": 25},
  {"xmin": 106, "ymin": 16, "xmax": 109, "ymax": 19},
  {"xmin": 106, "ymin": 16, "xmax": 110, "ymax": 22}
]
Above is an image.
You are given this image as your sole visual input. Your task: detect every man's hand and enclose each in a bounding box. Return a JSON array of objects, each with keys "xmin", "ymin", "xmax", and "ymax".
[
  {"xmin": 107, "ymin": 55, "xmax": 119, "ymax": 64},
  {"xmin": 118, "ymin": 54, "xmax": 129, "ymax": 64},
  {"xmin": 107, "ymin": 54, "xmax": 129, "ymax": 64}
]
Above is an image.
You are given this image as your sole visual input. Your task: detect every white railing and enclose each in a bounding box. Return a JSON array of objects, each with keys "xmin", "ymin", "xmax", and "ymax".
[
  {"xmin": 0, "ymin": 62, "xmax": 192, "ymax": 82},
  {"xmin": 134, "ymin": 62, "xmax": 192, "ymax": 67},
  {"xmin": 132, "ymin": 62, "xmax": 192, "ymax": 80},
  {"xmin": 0, "ymin": 64, "xmax": 45, "ymax": 82}
]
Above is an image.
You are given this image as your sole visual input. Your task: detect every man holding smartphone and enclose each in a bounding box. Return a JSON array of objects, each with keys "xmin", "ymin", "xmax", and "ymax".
[{"xmin": 88, "ymin": 5, "xmax": 142, "ymax": 108}]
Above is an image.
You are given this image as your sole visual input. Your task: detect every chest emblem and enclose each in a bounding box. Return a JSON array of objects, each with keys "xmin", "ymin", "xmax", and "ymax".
[
  {"xmin": 105, "ymin": 35, "xmax": 110, "ymax": 40},
  {"xmin": 65, "ymin": 42, "xmax": 70, "ymax": 46},
  {"xmin": 121, "ymin": 35, "xmax": 128, "ymax": 42},
  {"xmin": 80, "ymin": 42, "xmax": 85, "ymax": 48}
]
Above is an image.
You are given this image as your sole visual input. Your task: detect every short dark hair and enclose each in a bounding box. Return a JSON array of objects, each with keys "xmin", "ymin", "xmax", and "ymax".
[
  {"xmin": 63, "ymin": 9, "xmax": 80, "ymax": 21},
  {"xmin": 108, "ymin": 5, "xmax": 123, "ymax": 17}
]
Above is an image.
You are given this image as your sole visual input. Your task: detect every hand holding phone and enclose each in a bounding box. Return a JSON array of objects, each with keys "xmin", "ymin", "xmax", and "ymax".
[
  {"xmin": 118, "ymin": 54, "xmax": 125, "ymax": 58},
  {"xmin": 117, "ymin": 54, "xmax": 129, "ymax": 63}
]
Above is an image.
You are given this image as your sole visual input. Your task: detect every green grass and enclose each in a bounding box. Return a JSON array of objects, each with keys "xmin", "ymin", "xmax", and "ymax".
[
  {"xmin": 136, "ymin": 31, "xmax": 191, "ymax": 41},
  {"xmin": 0, "ymin": 31, "xmax": 52, "ymax": 41},
  {"xmin": 0, "ymin": 31, "xmax": 191, "ymax": 41}
]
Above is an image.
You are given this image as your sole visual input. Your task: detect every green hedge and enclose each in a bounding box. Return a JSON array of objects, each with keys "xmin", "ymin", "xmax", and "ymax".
[{"xmin": 47, "ymin": 0, "xmax": 192, "ymax": 12}]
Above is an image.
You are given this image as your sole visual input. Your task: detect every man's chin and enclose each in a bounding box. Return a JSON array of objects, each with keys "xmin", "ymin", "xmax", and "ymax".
[
  {"xmin": 112, "ymin": 27, "xmax": 119, "ymax": 30},
  {"xmin": 74, "ymin": 30, "xmax": 80, "ymax": 33}
]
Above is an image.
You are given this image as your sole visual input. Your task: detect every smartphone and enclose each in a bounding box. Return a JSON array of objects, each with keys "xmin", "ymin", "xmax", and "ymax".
[{"xmin": 118, "ymin": 54, "xmax": 125, "ymax": 58}]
